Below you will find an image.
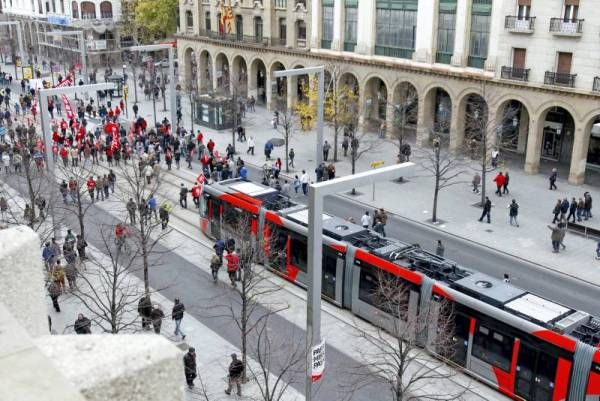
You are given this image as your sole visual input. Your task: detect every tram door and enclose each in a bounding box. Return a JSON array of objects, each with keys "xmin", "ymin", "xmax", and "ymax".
[
  {"xmin": 210, "ymin": 200, "xmax": 221, "ymax": 239},
  {"xmin": 515, "ymin": 343, "xmax": 558, "ymax": 401},
  {"xmin": 449, "ymin": 314, "xmax": 470, "ymax": 367},
  {"xmin": 322, "ymin": 248, "xmax": 344, "ymax": 305}
]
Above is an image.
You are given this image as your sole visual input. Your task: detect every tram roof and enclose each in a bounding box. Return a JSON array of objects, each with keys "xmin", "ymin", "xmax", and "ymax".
[{"xmin": 228, "ymin": 181, "xmax": 278, "ymax": 197}]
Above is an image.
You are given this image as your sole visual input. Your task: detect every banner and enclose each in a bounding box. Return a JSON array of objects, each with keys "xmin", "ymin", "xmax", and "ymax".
[
  {"xmin": 219, "ymin": 6, "xmax": 234, "ymax": 34},
  {"xmin": 310, "ymin": 340, "xmax": 326, "ymax": 382},
  {"xmin": 56, "ymin": 75, "xmax": 75, "ymax": 120}
]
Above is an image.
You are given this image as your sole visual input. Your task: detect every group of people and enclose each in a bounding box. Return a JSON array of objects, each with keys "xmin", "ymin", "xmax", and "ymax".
[{"xmin": 552, "ymin": 193, "xmax": 593, "ymax": 224}]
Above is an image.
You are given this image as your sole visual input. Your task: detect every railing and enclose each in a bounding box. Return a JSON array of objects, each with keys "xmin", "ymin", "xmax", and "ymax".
[
  {"xmin": 504, "ymin": 16, "xmax": 535, "ymax": 31},
  {"xmin": 501, "ymin": 66, "xmax": 530, "ymax": 81},
  {"xmin": 374, "ymin": 45, "xmax": 414, "ymax": 60},
  {"xmin": 468, "ymin": 56, "xmax": 486, "ymax": 69},
  {"xmin": 549, "ymin": 18, "xmax": 583, "ymax": 34},
  {"xmin": 544, "ymin": 71, "xmax": 577, "ymax": 87},
  {"xmin": 593, "ymin": 77, "xmax": 600, "ymax": 92},
  {"xmin": 321, "ymin": 39, "xmax": 331, "ymax": 49},
  {"xmin": 343, "ymin": 41, "xmax": 356, "ymax": 52},
  {"xmin": 435, "ymin": 52, "xmax": 452, "ymax": 64}
]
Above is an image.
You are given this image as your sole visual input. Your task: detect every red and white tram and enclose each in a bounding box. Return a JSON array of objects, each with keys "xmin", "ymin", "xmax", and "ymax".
[{"xmin": 199, "ymin": 178, "xmax": 600, "ymax": 401}]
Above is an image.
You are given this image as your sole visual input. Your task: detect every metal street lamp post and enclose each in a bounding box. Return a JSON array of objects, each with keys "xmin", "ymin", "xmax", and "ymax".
[
  {"xmin": 305, "ymin": 162, "xmax": 415, "ymax": 401},
  {"xmin": 273, "ymin": 66, "xmax": 325, "ymax": 168},
  {"xmin": 38, "ymin": 82, "xmax": 117, "ymax": 239}
]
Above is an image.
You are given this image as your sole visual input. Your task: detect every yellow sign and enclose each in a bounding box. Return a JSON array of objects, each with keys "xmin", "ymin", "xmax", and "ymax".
[
  {"xmin": 370, "ymin": 160, "xmax": 385, "ymax": 169},
  {"xmin": 15, "ymin": 57, "xmax": 21, "ymax": 68},
  {"xmin": 22, "ymin": 66, "xmax": 33, "ymax": 80},
  {"xmin": 123, "ymin": 85, "xmax": 129, "ymax": 101}
]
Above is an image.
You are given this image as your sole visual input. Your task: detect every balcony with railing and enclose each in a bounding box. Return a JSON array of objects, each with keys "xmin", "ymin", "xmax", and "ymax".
[
  {"xmin": 549, "ymin": 18, "xmax": 583, "ymax": 36},
  {"xmin": 593, "ymin": 77, "xmax": 600, "ymax": 92},
  {"xmin": 501, "ymin": 66, "xmax": 530, "ymax": 82},
  {"xmin": 375, "ymin": 46, "xmax": 413, "ymax": 60},
  {"xmin": 504, "ymin": 16, "xmax": 535, "ymax": 33},
  {"xmin": 544, "ymin": 71, "xmax": 576, "ymax": 87}
]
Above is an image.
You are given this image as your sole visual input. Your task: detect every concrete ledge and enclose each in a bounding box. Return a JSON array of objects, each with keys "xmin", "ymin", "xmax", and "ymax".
[
  {"xmin": 35, "ymin": 335, "xmax": 185, "ymax": 401},
  {"xmin": 0, "ymin": 226, "xmax": 47, "ymax": 337}
]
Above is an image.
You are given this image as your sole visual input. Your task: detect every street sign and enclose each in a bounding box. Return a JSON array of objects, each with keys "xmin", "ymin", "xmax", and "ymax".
[
  {"xmin": 22, "ymin": 66, "xmax": 33, "ymax": 80},
  {"xmin": 370, "ymin": 160, "xmax": 385, "ymax": 169},
  {"xmin": 310, "ymin": 339, "xmax": 325, "ymax": 382}
]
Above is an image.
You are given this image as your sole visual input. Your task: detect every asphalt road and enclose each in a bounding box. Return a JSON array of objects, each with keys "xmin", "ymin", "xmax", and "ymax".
[
  {"xmin": 243, "ymin": 164, "xmax": 600, "ymax": 315},
  {"xmin": 3, "ymin": 174, "xmax": 388, "ymax": 401}
]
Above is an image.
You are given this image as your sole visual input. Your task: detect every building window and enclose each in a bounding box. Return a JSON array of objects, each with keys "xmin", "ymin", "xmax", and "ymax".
[
  {"xmin": 235, "ymin": 15, "xmax": 243, "ymax": 40},
  {"xmin": 45, "ymin": 1, "xmax": 49, "ymax": 12},
  {"xmin": 184, "ymin": 10, "xmax": 193, "ymax": 31},
  {"xmin": 436, "ymin": 0, "xmax": 456, "ymax": 64},
  {"xmin": 59, "ymin": 0, "xmax": 64, "ymax": 13},
  {"xmin": 344, "ymin": 0, "xmax": 358, "ymax": 51},
  {"xmin": 278, "ymin": 17, "xmax": 286, "ymax": 45},
  {"xmin": 275, "ymin": 0, "xmax": 286, "ymax": 8},
  {"xmin": 296, "ymin": 20, "xmax": 306, "ymax": 47},
  {"xmin": 517, "ymin": 0, "xmax": 530, "ymax": 19},
  {"xmin": 563, "ymin": 1, "xmax": 578, "ymax": 21},
  {"xmin": 51, "ymin": 0, "xmax": 55, "ymax": 12},
  {"xmin": 375, "ymin": 0, "xmax": 418, "ymax": 59},
  {"xmin": 468, "ymin": 0, "xmax": 492, "ymax": 68},
  {"xmin": 254, "ymin": 16, "xmax": 263, "ymax": 42},
  {"xmin": 99, "ymin": 1, "xmax": 112, "ymax": 18},
  {"xmin": 321, "ymin": 2, "xmax": 334, "ymax": 49},
  {"xmin": 80, "ymin": 1, "xmax": 96, "ymax": 18},
  {"xmin": 205, "ymin": 11, "xmax": 211, "ymax": 31}
]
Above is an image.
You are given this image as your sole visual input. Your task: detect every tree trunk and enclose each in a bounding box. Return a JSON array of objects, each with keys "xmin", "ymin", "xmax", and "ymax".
[
  {"xmin": 241, "ymin": 275, "xmax": 248, "ymax": 381},
  {"xmin": 333, "ymin": 122, "xmax": 339, "ymax": 162},
  {"xmin": 77, "ymin": 190, "xmax": 85, "ymax": 240},
  {"xmin": 111, "ymin": 262, "xmax": 118, "ymax": 333},
  {"xmin": 140, "ymin": 222, "xmax": 150, "ymax": 298},
  {"xmin": 432, "ymin": 150, "xmax": 440, "ymax": 223},
  {"xmin": 285, "ymin": 129, "xmax": 289, "ymax": 173}
]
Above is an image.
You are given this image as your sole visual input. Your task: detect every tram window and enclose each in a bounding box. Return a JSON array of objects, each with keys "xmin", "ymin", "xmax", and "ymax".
[
  {"xmin": 472, "ymin": 324, "xmax": 513, "ymax": 371},
  {"xmin": 200, "ymin": 195, "xmax": 209, "ymax": 217},
  {"xmin": 290, "ymin": 236, "xmax": 307, "ymax": 272},
  {"xmin": 358, "ymin": 267, "xmax": 409, "ymax": 319}
]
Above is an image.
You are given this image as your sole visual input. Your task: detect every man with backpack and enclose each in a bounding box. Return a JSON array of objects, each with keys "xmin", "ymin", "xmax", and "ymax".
[{"xmin": 508, "ymin": 199, "xmax": 519, "ymax": 227}]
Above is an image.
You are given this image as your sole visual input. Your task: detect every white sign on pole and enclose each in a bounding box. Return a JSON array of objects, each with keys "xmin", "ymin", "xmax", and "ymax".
[{"xmin": 311, "ymin": 339, "xmax": 326, "ymax": 382}]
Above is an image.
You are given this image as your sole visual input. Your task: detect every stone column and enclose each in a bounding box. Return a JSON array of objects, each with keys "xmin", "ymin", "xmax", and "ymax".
[
  {"xmin": 416, "ymin": 95, "xmax": 433, "ymax": 147},
  {"xmin": 266, "ymin": 72, "xmax": 273, "ymax": 111},
  {"xmin": 358, "ymin": 89, "xmax": 366, "ymax": 133},
  {"xmin": 449, "ymin": 103, "xmax": 464, "ymax": 153},
  {"xmin": 263, "ymin": 0, "xmax": 273, "ymax": 43},
  {"xmin": 385, "ymin": 91, "xmax": 395, "ymax": 138},
  {"xmin": 517, "ymin": 109, "xmax": 529, "ymax": 154},
  {"xmin": 355, "ymin": 0, "xmax": 375, "ymax": 55},
  {"xmin": 524, "ymin": 116, "xmax": 541, "ymax": 174},
  {"xmin": 451, "ymin": 0, "xmax": 469, "ymax": 67},
  {"xmin": 310, "ymin": 0, "xmax": 322, "ymax": 48},
  {"xmin": 212, "ymin": 61, "xmax": 218, "ymax": 95},
  {"xmin": 414, "ymin": 0, "xmax": 436, "ymax": 63},
  {"xmin": 286, "ymin": 76, "xmax": 297, "ymax": 111},
  {"xmin": 568, "ymin": 123, "xmax": 590, "ymax": 185},
  {"xmin": 484, "ymin": 0, "xmax": 502, "ymax": 71},
  {"xmin": 331, "ymin": 0, "xmax": 343, "ymax": 51}
]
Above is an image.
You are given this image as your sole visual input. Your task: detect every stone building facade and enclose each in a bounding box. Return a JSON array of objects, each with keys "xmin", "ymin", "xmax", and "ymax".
[{"xmin": 177, "ymin": 0, "xmax": 600, "ymax": 185}]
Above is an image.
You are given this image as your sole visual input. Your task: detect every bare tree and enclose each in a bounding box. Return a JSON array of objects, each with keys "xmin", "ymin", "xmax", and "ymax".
[
  {"xmin": 69, "ymin": 224, "xmax": 144, "ymax": 333},
  {"xmin": 348, "ymin": 271, "xmax": 468, "ymax": 401},
  {"xmin": 250, "ymin": 316, "xmax": 307, "ymax": 401},
  {"xmin": 389, "ymin": 83, "xmax": 418, "ymax": 163},
  {"xmin": 419, "ymin": 136, "xmax": 466, "ymax": 223},
  {"xmin": 214, "ymin": 209, "xmax": 288, "ymax": 381},
  {"xmin": 111, "ymin": 157, "xmax": 172, "ymax": 299},
  {"xmin": 347, "ymin": 118, "xmax": 381, "ymax": 194},
  {"xmin": 274, "ymin": 95, "xmax": 298, "ymax": 173},
  {"xmin": 463, "ymin": 84, "xmax": 519, "ymax": 207}
]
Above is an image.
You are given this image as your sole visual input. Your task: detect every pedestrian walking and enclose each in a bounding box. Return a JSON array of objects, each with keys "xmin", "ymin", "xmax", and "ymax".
[
  {"xmin": 293, "ymin": 175, "xmax": 300, "ymax": 195},
  {"xmin": 435, "ymin": 240, "xmax": 445, "ymax": 257},
  {"xmin": 138, "ymin": 295, "xmax": 152, "ymax": 330},
  {"xmin": 48, "ymin": 281, "xmax": 62, "ymax": 312},
  {"xmin": 491, "ymin": 148, "xmax": 499, "ymax": 168},
  {"xmin": 179, "ymin": 184, "xmax": 188, "ymax": 208},
  {"xmin": 247, "ymin": 136, "xmax": 255, "ymax": 155},
  {"xmin": 225, "ymin": 353, "xmax": 244, "ymax": 396},
  {"xmin": 150, "ymin": 304, "xmax": 165, "ymax": 334},
  {"xmin": 373, "ymin": 219, "xmax": 385, "ymax": 236},
  {"xmin": 159, "ymin": 202, "xmax": 171, "ymax": 230},
  {"xmin": 76, "ymin": 234, "xmax": 87, "ymax": 260},
  {"xmin": 148, "ymin": 195, "xmax": 158, "ymax": 221},
  {"xmin": 323, "ymin": 140, "xmax": 331, "ymax": 161},
  {"xmin": 584, "ymin": 192, "xmax": 593, "ymax": 220},
  {"xmin": 183, "ymin": 347, "xmax": 197, "ymax": 388},
  {"xmin": 478, "ymin": 197, "xmax": 492, "ymax": 224},
  {"xmin": 74, "ymin": 314, "xmax": 92, "ymax": 334},
  {"xmin": 548, "ymin": 224, "xmax": 561, "ymax": 253},
  {"xmin": 289, "ymin": 148, "xmax": 295, "ymax": 167},
  {"xmin": 577, "ymin": 198, "xmax": 585, "ymax": 222},
  {"xmin": 342, "ymin": 136, "xmax": 349, "ymax": 157},
  {"xmin": 549, "ymin": 168, "xmax": 558, "ymax": 190},
  {"xmin": 472, "ymin": 173, "xmax": 481, "ymax": 194},
  {"xmin": 552, "ymin": 199, "xmax": 561, "ymax": 224},
  {"xmin": 503, "ymin": 273, "xmax": 510, "ymax": 283},
  {"xmin": 493, "ymin": 172, "xmax": 505, "ymax": 197},
  {"xmin": 65, "ymin": 260, "xmax": 78, "ymax": 289},
  {"xmin": 560, "ymin": 198, "xmax": 569, "ymax": 220},
  {"xmin": 172, "ymin": 298, "xmax": 186, "ymax": 340},
  {"xmin": 225, "ymin": 249, "xmax": 240, "ymax": 287},
  {"xmin": 502, "ymin": 172, "xmax": 510, "ymax": 194},
  {"xmin": 508, "ymin": 199, "xmax": 519, "ymax": 227},
  {"xmin": 596, "ymin": 241, "xmax": 600, "ymax": 260},
  {"xmin": 361, "ymin": 211, "xmax": 371, "ymax": 228},
  {"xmin": 127, "ymin": 198, "xmax": 137, "ymax": 224},
  {"xmin": 301, "ymin": 170, "xmax": 309, "ymax": 196},
  {"xmin": 264, "ymin": 140, "xmax": 273, "ymax": 160},
  {"xmin": 567, "ymin": 197, "xmax": 577, "ymax": 223}
]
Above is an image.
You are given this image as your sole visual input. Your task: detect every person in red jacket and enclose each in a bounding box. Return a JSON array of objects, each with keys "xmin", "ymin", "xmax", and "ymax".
[
  {"xmin": 224, "ymin": 250, "xmax": 239, "ymax": 287},
  {"xmin": 86, "ymin": 177, "xmax": 96, "ymax": 202},
  {"xmin": 191, "ymin": 184, "xmax": 201, "ymax": 208},
  {"xmin": 493, "ymin": 172, "xmax": 505, "ymax": 197},
  {"xmin": 196, "ymin": 131, "xmax": 204, "ymax": 145},
  {"xmin": 207, "ymin": 139, "xmax": 215, "ymax": 154},
  {"xmin": 59, "ymin": 147, "xmax": 69, "ymax": 167}
]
